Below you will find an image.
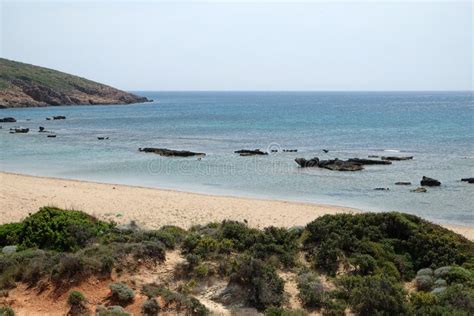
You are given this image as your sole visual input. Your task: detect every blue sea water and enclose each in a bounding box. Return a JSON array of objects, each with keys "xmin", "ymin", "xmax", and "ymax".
[{"xmin": 0, "ymin": 91, "xmax": 473, "ymax": 226}]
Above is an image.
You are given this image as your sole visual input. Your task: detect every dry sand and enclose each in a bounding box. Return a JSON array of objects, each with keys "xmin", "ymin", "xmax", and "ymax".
[{"xmin": 1, "ymin": 172, "xmax": 472, "ymax": 240}]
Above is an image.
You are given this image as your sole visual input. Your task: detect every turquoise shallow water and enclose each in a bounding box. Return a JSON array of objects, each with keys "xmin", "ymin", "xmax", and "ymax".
[{"xmin": 0, "ymin": 91, "xmax": 473, "ymax": 226}]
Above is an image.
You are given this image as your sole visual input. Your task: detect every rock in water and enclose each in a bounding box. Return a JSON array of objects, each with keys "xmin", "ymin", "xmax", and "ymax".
[
  {"xmin": 139, "ymin": 148, "xmax": 205, "ymax": 157},
  {"xmin": 374, "ymin": 188, "xmax": 390, "ymax": 191},
  {"xmin": 53, "ymin": 115, "xmax": 66, "ymax": 120},
  {"xmin": 411, "ymin": 187, "xmax": 427, "ymax": 193},
  {"xmin": 11, "ymin": 128, "xmax": 29, "ymax": 133},
  {"xmin": 295, "ymin": 157, "xmax": 364, "ymax": 171},
  {"xmin": 295, "ymin": 157, "xmax": 320, "ymax": 168},
  {"xmin": 420, "ymin": 176, "xmax": 441, "ymax": 186},
  {"xmin": 0, "ymin": 117, "xmax": 16, "ymax": 122},
  {"xmin": 234, "ymin": 149, "xmax": 268, "ymax": 156},
  {"xmin": 461, "ymin": 178, "xmax": 474, "ymax": 184},
  {"xmin": 395, "ymin": 182, "xmax": 412, "ymax": 185},
  {"xmin": 381, "ymin": 156, "xmax": 413, "ymax": 161},
  {"xmin": 347, "ymin": 158, "xmax": 392, "ymax": 165}
]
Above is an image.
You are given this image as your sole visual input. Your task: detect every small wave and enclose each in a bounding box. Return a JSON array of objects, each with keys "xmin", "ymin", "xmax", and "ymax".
[{"xmin": 384, "ymin": 149, "xmax": 401, "ymax": 153}]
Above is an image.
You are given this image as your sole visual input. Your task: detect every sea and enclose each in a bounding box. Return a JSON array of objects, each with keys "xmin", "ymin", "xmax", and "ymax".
[{"xmin": 1, "ymin": 91, "xmax": 473, "ymax": 226}]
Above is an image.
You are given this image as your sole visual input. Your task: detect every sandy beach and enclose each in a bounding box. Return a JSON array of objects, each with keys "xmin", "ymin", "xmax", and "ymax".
[{"xmin": 1, "ymin": 171, "xmax": 472, "ymax": 240}]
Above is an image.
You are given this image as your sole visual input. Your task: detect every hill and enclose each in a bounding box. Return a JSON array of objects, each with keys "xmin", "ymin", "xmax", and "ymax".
[{"xmin": 0, "ymin": 58, "xmax": 150, "ymax": 108}]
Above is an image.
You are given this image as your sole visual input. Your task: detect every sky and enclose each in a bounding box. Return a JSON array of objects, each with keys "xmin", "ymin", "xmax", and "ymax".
[{"xmin": 1, "ymin": 0, "xmax": 472, "ymax": 91}]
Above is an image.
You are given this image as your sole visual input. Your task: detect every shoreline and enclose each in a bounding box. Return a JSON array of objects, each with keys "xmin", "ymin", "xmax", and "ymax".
[{"xmin": 0, "ymin": 171, "xmax": 473, "ymax": 240}]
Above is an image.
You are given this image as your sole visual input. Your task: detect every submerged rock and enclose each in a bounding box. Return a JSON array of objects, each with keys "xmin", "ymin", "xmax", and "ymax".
[
  {"xmin": 411, "ymin": 187, "xmax": 427, "ymax": 193},
  {"xmin": 0, "ymin": 117, "xmax": 16, "ymax": 123},
  {"xmin": 139, "ymin": 147, "xmax": 206, "ymax": 157},
  {"xmin": 234, "ymin": 149, "xmax": 268, "ymax": 156},
  {"xmin": 381, "ymin": 156, "xmax": 413, "ymax": 161},
  {"xmin": 420, "ymin": 176, "xmax": 441, "ymax": 186},
  {"xmin": 97, "ymin": 137, "xmax": 109, "ymax": 140},
  {"xmin": 374, "ymin": 187, "xmax": 390, "ymax": 191}
]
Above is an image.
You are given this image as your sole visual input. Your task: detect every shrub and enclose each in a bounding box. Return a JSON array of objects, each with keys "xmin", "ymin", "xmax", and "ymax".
[
  {"xmin": 337, "ymin": 275, "xmax": 409, "ymax": 315},
  {"xmin": 109, "ymin": 283, "xmax": 135, "ymax": 305},
  {"xmin": 141, "ymin": 298, "xmax": 160, "ymax": 316},
  {"xmin": 0, "ymin": 306, "xmax": 14, "ymax": 316},
  {"xmin": 18, "ymin": 207, "xmax": 113, "ymax": 252},
  {"xmin": 322, "ymin": 299, "xmax": 346, "ymax": 316},
  {"xmin": 264, "ymin": 307, "xmax": 308, "ymax": 316},
  {"xmin": 296, "ymin": 271, "xmax": 327, "ymax": 308},
  {"xmin": 68, "ymin": 290, "xmax": 86, "ymax": 306},
  {"xmin": 415, "ymin": 275, "xmax": 433, "ymax": 291},
  {"xmin": 0, "ymin": 223, "xmax": 23, "ymax": 247},
  {"xmin": 231, "ymin": 256, "xmax": 285, "ymax": 310},
  {"xmin": 304, "ymin": 213, "xmax": 474, "ymax": 278},
  {"xmin": 96, "ymin": 305, "xmax": 130, "ymax": 316},
  {"xmin": 67, "ymin": 291, "xmax": 87, "ymax": 316}
]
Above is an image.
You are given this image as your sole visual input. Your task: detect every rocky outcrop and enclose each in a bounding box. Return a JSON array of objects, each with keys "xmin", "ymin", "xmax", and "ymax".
[
  {"xmin": 381, "ymin": 156, "xmax": 413, "ymax": 161},
  {"xmin": 0, "ymin": 58, "xmax": 150, "ymax": 108},
  {"xmin": 0, "ymin": 117, "xmax": 16, "ymax": 122},
  {"xmin": 295, "ymin": 157, "xmax": 394, "ymax": 171},
  {"xmin": 139, "ymin": 148, "xmax": 205, "ymax": 157},
  {"xmin": 234, "ymin": 149, "xmax": 268, "ymax": 156},
  {"xmin": 347, "ymin": 158, "xmax": 392, "ymax": 165},
  {"xmin": 10, "ymin": 128, "xmax": 29, "ymax": 133},
  {"xmin": 295, "ymin": 157, "xmax": 364, "ymax": 171},
  {"xmin": 420, "ymin": 176, "xmax": 441, "ymax": 186}
]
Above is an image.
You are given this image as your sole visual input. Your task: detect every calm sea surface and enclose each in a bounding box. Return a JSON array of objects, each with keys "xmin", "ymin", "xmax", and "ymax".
[{"xmin": 1, "ymin": 91, "xmax": 473, "ymax": 226}]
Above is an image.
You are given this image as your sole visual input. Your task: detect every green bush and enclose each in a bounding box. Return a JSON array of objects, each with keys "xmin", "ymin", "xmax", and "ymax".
[
  {"xmin": 337, "ymin": 275, "xmax": 409, "ymax": 315},
  {"xmin": 109, "ymin": 283, "xmax": 135, "ymax": 305},
  {"xmin": 304, "ymin": 212, "xmax": 474, "ymax": 278},
  {"xmin": 68, "ymin": 290, "xmax": 86, "ymax": 306},
  {"xmin": 19, "ymin": 207, "xmax": 113, "ymax": 252},
  {"xmin": 96, "ymin": 305, "xmax": 130, "ymax": 316},
  {"xmin": 141, "ymin": 298, "xmax": 160, "ymax": 316},
  {"xmin": 0, "ymin": 306, "xmax": 14, "ymax": 316},
  {"xmin": 264, "ymin": 307, "xmax": 308, "ymax": 316},
  {"xmin": 231, "ymin": 256, "xmax": 285, "ymax": 310},
  {"xmin": 140, "ymin": 283, "xmax": 209, "ymax": 315},
  {"xmin": 296, "ymin": 271, "xmax": 327, "ymax": 308},
  {"xmin": 0, "ymin": 223, "xmax": 23, "ymax": 247}
]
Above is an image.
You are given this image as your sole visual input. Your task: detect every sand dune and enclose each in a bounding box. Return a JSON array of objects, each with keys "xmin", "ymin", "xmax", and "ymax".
[{"xmin": 0, "ymin": 172, "xmax": 472, "ymax": 240}]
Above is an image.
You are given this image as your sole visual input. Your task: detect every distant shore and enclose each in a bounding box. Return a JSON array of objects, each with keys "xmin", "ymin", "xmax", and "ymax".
[{"xmin": 1, "ymin": 171, "xmax": 472, "ymax": 240}]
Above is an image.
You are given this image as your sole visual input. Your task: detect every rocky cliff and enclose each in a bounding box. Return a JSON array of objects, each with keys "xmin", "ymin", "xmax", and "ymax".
[{"xmin": 0, "ymin": 58, "xmax": 150, "ymax": 108}]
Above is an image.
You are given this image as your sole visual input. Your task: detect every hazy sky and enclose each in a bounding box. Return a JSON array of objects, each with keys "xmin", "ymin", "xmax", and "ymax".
[{"xmin": 1, "ymin": 0, "xmax": 472, "ymax": 91}]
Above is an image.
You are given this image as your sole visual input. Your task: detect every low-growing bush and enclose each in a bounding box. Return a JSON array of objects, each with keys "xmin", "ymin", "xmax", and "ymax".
[
  {"xmin": 0, "ymin": 306, "xmax": 14, "ymax": 316},
  {"xmin": 337, "ymin": 275, "xmax": 409, "ymax": 315},
  {"xmin": 96, "ymin": 305, "xmax": 130, "ymax": 316},
  {"xmin": 304, "ymin": 212, "xmax": 474, "ymax": 279},
  {"xmin": 141, "ymin": 298, "xmax": 160, "ymax": 316},
  {"xmin": 296, "ymin": 271, "xmax": 327, "ymax": 308},
  {"xmin": 231, "ymin": 256, "xmax": 285, "ymax": 310},
  {"xmin": 109, "ymin": 283, "xmax": 135, "ymax": 305},
  {"xmin": 67, "ymin": 290, "xmax": 88, "ymax": 316},
  {"xmin": 264, "ymin": 307, "xmax": 308, "ymax": 316},
  {"xmin": 18, "ymin": 207, "xmax": 113, "ymax": 252}
]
